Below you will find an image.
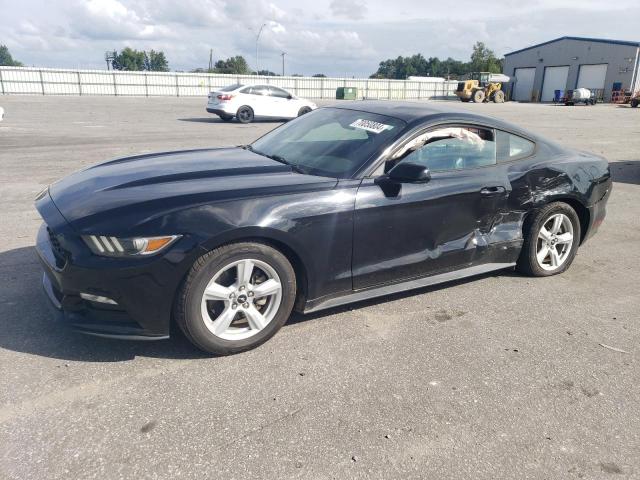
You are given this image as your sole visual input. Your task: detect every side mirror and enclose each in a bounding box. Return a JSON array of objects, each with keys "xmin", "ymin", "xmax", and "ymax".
[
  {"xmin": 287, "ymin": 94, "xmax": 293, "ymax": 100},
  {"xmin": 388, "ymin": 162, "xmax": 431, "ymax": 183}
]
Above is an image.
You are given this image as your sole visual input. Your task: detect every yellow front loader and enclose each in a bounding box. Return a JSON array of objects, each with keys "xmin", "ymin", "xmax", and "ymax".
[{"xmin": 456, "ymin": 72, "xmax": 509, "ymax": 103}]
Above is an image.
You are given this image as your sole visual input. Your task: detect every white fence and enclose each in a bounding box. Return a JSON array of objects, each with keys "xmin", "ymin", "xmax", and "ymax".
[{"xmin": 0, "ymin": 67, "xmax": 459, "ymax": 100}]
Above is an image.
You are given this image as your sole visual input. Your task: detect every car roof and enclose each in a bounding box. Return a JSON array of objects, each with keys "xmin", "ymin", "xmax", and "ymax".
[
  {"xmin": 327, "ymin": 100, "xmax": 542, "ymax": 141},
  {"xmin": 236, "ymin": 84, "xmax": 287, "ymax": 89}
]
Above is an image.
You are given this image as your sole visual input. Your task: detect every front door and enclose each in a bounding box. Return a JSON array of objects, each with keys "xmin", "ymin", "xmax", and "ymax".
[{"xmin": 352, "ymin": 125, "xmax": 511, "ymax": 289}]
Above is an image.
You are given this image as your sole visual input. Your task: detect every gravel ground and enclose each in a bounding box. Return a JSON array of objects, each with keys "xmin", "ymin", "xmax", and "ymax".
[{"xmin": 0, "ymin": 96, "xmax": 639, "ymax": 480}]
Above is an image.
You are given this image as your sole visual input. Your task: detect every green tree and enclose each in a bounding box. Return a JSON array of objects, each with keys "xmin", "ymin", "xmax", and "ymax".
[
  {"xmin": 214, "ymin": 56, "xmax": 250, "ymax": 74},
  {"xmin": 369, "ymin": 43, "xmax": 504, "ymax": 79},
  {"xmin": 112, "ymin": 48, "xmax": 146, "ymax": 71},
  {"xmin": 469, "ymin": 42, "xmax": 502, "ymax": 73},
  {"xmin": 256, "ymin": 69, "xmax": 278, "ymax": 76},
  {"xmin": 312, "ymin": 73, "xmax": 327, "ymax": 78},
  {"xmin": 144, "ymin": 50, "xmax": 169, "ymax": 72},
  {"xmin": 0, "ymin": 45, "xmax": 23, "ymax": 66}
]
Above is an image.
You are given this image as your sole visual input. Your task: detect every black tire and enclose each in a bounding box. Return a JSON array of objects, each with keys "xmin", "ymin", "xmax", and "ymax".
[
  {"xmin": 516, "ymin": 202, "xmax": 581, "ymax": 277},
  {"xmin": 218, "ymin": 114, "xmax": 233, "ymax": 121},
  {"xmin": 297, "ymin": 106, "xmax": 312, "ymax": 116},
  {"xmin": 631, "ymin": 99, "xmax": 639, "ymax": 108},
  {"xmin": 493, "ymin": 90, "xmax": 505, "ymax": 103},
  {"xmin": 236, "ymin": 106, "xmax": 254, "ymax": 124},
  {"xmin": 460, "ymin": 98, "xmax": 471, "ymax": 103},
  {"xmin": 175, "ymin": 242, "xmax": 296, "ymax": 355},
  {"xmin": 472, "ymin": 89, "xmax": 485, "ymax": 103}
]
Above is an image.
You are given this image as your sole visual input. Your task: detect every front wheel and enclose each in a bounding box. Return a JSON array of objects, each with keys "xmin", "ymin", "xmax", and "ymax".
[
  {"xmin": 218, "ymin": 114, "xmax": 233, "ymax": 121},
  {"xmin": 631, "ymin": 99, "xmax": 639, "ymax": 108},
  {"xmin": 175, "ymin": 242, "xmax": 297, "ymax": 355},
  {"xmin": 298, "ymin": 106, "xmax": 312, "ymax": 116},
  {"xmin": 492, "ymin": 90, "xmax": 505, "ymax": 103},
  {"xmin": 472, "ymin": 89, "xmax": 485, "ymax": 103},
  {"xmin": 517, "ymin": 202, "xmax": 581, "ymax": 277}
]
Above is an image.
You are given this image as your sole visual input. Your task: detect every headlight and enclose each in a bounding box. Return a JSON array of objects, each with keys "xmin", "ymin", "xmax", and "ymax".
[{"xmin": 82, "ymin": 235, "xmax": 181, "ymax": 257}]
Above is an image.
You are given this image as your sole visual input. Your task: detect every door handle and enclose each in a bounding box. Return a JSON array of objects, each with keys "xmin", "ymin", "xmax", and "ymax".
[{"xmin": 480, "ymin": 186, "xmax": 506, "ymax": 196}]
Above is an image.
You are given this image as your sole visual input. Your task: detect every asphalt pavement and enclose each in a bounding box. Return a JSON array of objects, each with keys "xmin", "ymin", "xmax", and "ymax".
[{"xmin": 0, "ymin": 96, "xmax": 639, "ymax": 479}]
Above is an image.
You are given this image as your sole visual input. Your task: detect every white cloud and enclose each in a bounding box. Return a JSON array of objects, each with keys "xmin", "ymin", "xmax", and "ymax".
[
  {"xmin": 329, "ymin": 0, "xmax": 367, "ymax": 20},
  {"xmin": 0, "ymin": 0, "xmax": 639, "ymax": 76}
]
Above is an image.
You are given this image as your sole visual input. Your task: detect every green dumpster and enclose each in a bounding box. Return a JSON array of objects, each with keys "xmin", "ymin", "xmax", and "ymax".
[{"xmin": 336, "ymin": 87, "xmax": 358, "ymax": 100}]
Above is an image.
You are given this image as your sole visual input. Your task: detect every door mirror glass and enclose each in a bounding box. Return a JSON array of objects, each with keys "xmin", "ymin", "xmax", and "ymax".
[{"xmin": 388, "ymin": 162, "xmax": 431, "ymax": 183}]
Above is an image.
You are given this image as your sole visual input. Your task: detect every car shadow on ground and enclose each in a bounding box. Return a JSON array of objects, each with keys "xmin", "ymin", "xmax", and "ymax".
[
  {"xmin": 610, "ymin": 160, "xmax": 640, "ymax": 186},
  {"xmin": 0, "ymin": 246, "xmax": 210, "ymax": 362},
  {"xmin": 177, "ymin": 117, "xmax": 284, "ymax": 125},
  {"xmin": 0, "ymin": 245, "xmax": 513, "ymax": 362}
]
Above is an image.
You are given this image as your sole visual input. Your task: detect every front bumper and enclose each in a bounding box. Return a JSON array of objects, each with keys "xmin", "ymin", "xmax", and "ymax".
[{"xmin": 35, "ymin": 221, "xmax": 191, "ymax": 340}]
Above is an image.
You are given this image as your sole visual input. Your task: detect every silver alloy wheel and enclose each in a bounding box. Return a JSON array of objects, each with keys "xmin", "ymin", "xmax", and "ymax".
[
  {"xmin": 200, "ymin": 259, "xmax": 282, "ymax": 341},
  {"xmin": 536, "ymin": 213, "xmax": 574, "ymax": 271}
]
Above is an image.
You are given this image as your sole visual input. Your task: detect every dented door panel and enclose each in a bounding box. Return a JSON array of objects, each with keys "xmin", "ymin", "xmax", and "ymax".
[{"xmin": 352, "ymin": 164, "xmax": 513, "ymax": 289}]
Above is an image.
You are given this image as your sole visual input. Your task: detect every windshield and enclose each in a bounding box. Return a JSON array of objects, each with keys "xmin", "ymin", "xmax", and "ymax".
[{"xmin": 250, "ymin": 107, "xmax": 406, "ymax": 178}]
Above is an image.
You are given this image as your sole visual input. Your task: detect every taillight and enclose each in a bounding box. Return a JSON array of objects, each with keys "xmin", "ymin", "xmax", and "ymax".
[{"xmin": 217, "ymin": 94, "xmax": 234, "ymax": 101}]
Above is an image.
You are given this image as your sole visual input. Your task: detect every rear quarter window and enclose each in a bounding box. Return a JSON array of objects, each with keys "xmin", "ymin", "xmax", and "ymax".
[{"xmin": 497, "ymin": 130, "xmax": 535, "ymax": 162}]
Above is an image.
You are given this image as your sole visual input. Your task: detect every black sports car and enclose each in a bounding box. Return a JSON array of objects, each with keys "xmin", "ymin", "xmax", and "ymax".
[{"xmin": 35, "ymin": 101, "xmax": 611, "ymax": 354}]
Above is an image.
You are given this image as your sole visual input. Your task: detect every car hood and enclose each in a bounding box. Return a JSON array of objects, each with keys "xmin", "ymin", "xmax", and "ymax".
[{"xmin": 49, "ymin": 147, "xmax": 337, "ymax": 231}]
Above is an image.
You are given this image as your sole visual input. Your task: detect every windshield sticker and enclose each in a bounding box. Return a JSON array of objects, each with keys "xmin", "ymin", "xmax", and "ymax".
[{"xmin": 349, "ymin": 119, "xmax": 393, "ymax": 134}]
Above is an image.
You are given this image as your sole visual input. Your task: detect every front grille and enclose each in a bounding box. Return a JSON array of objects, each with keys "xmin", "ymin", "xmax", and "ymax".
[{"xmin": 47, "ymin": 226, "xmax": 66, "ymax": 260}]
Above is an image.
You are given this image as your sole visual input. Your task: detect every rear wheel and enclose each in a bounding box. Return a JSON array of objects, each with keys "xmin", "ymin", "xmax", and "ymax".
[
  {"xmin": 472, "ymin": 89, "xmax": 485, "ymax": 103},
  {"xmin": 516, "ymin": 202, "xmax": 581, "ymax": 277},
  {"xmin": 176, "ymin": 242, "xmax": 296, "ymax": 355},
  {"xmin": 492, "ymin": 90, "xmax": 505, "ymax": 103},
  {"xmin": 298, "ymin": 106, "xmax": 312, "ymax": 116},
  {"xmin": 236, "ymin": 106, "xmax": 254, "ymax": 124}
]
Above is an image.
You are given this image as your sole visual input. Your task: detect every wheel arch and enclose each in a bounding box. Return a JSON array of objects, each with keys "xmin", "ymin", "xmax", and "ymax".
[
  {"xmin": 199, "ymin": 227, "xmax": 310, "ymax": 311},
  {"xmin": 557, "ymin": 197, "xmax": 590, "ymax": 244},
  {"xmin": 523, "ymin": 196, "xmax": 590, "ymax": 245}
]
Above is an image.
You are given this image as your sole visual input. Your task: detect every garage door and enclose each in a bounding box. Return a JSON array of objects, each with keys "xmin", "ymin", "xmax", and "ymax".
[
  {"xmin": 513, "ymin": 68, "xmax": 536, "ymax": 102},
  {"xmin": 577, "ymin": 64, "xmax": 607, "ymax": 89},
  {"xmin": 541, "ymin": 66, "xmax": 569, "ymax": 102}
]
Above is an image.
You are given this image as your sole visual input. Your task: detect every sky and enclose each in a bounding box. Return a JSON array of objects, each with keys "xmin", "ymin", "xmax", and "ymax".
[{"xmin": 1, "ymin": 0, "xmax": 640, "ymax": 77}]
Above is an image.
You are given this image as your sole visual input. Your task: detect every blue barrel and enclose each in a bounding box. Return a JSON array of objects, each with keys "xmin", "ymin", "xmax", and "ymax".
[{"xmin": 554, "ymin": 90, "xmax": 564, "ymax": 102}]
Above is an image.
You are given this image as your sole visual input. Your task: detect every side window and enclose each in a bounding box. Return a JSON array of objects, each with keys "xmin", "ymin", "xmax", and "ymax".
[
  {"xmin": 269, "ymin": 87, "xmax": 291, "ymax": 98},
  {"xmin": 394, "ymin": 126, "xmax": 496, "ymax": 172},
  {"xmin": 242, "ymin": 86, "xmax": 269, "ymax": 96},
  {"xmin": 496, "ymin": 130, "xmax": 535, "ymax": 162}
]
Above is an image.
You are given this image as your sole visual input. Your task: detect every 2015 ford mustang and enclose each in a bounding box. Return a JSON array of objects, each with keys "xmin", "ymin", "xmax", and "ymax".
[{"xmin": 35, "ymin": 101, "xmax": 611, "ymax": 354}]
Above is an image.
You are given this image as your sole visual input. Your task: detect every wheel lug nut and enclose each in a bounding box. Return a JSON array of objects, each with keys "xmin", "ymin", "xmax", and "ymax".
[
  {"xmin": 248, "ymin": 291, "xmax": 254, "ymax": 297},
  {"xmin": 243, "ymin": 302, "xmax": 250, "ymax": 308},
  {"xmin": 239, "ymin": 286, "xmax": 245, "ymax": 291},
  {"xmin": 229, "ymin": 293, "xmax": 235, "ymax": 299},
  {"xmin": 232, "ymin": 303, "xmax": 238, "ymax": 309}
]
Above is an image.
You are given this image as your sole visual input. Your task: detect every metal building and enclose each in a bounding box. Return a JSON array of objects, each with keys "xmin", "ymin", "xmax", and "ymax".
[{"xmin": 503, "ymin": 36, "xmax": 640, "ymax": 102}]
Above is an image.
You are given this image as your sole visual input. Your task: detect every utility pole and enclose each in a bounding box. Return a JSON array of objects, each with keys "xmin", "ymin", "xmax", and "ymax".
[
  {"xmin": 255, "ymin": 23, "xmax": 267, "ymax": 74},
  {"xmin": 281, "ymin": 52, "xmax": 286, "ymax": 76},
  {"xmin": 208, "ymin": 49, "xmax": 213, "ymax": 71}
]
